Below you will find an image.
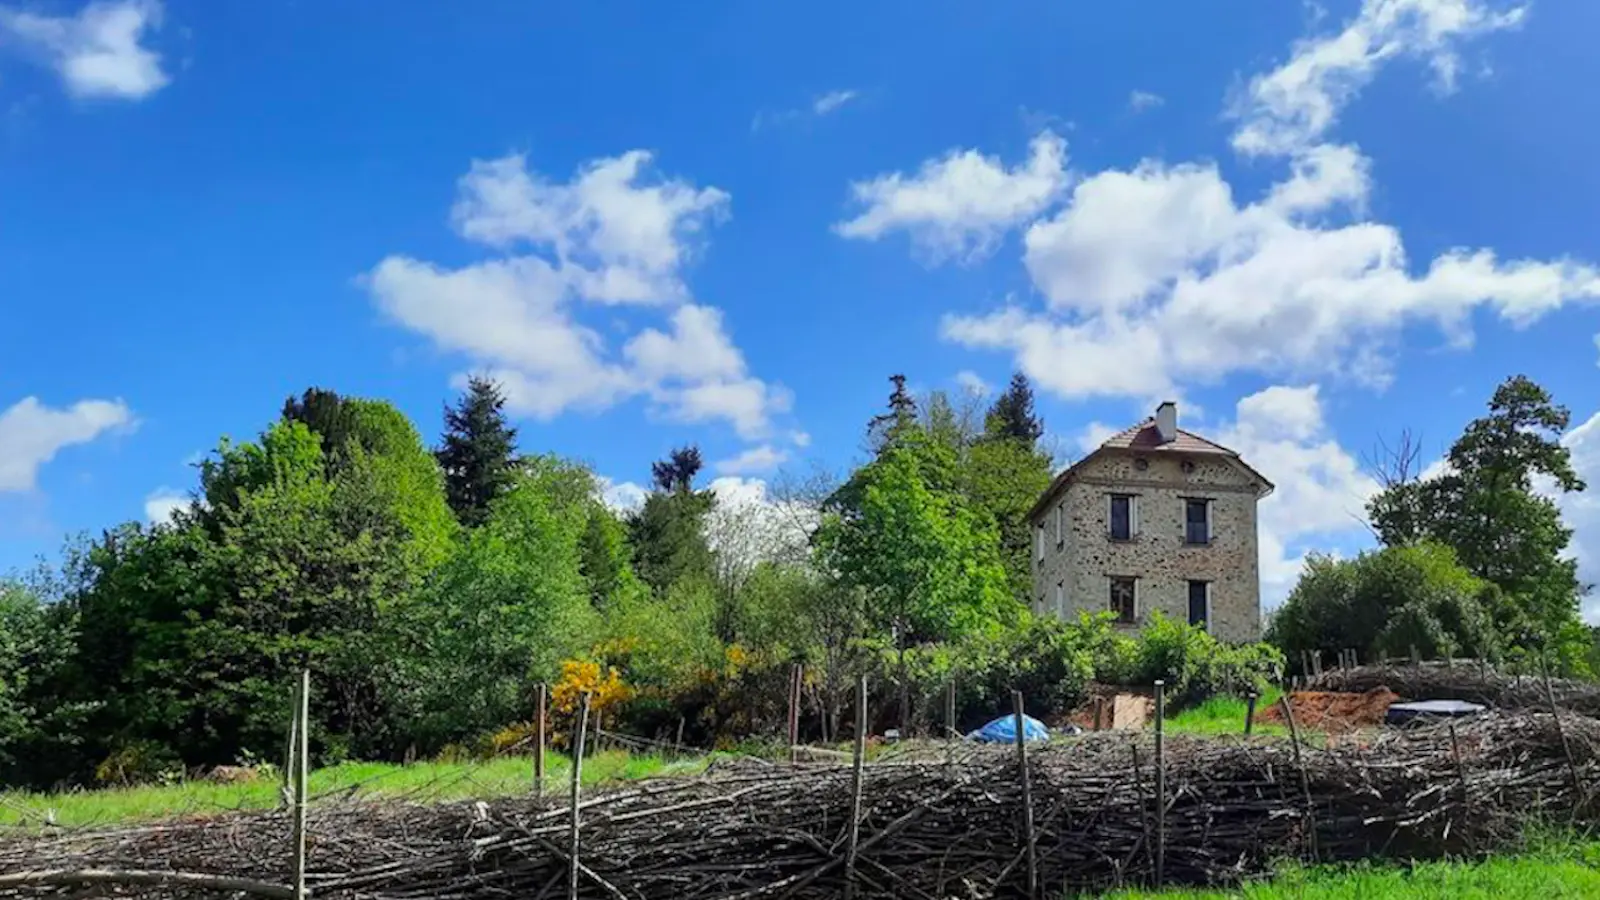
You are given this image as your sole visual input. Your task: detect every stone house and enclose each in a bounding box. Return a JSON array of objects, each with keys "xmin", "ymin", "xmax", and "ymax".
[{"xmin": 1027, "ymin": 402, "xmax": 1273, "ymax": 643}]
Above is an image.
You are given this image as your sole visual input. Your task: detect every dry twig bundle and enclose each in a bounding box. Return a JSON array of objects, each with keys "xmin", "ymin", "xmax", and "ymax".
[
  {"xmin": 3, "ymin": 713, "xmax": 1597, "ymax": 899},
  {"xmin": 1308, "ymin": 662, "xmax": 1600, "ymax": 716}
]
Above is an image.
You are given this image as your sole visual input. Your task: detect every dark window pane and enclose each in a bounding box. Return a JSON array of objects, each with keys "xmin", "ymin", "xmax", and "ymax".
[
  {"xmin": 1185, "ymin": 499, "xmax": 1209, "ymax": 544},
  {"xmin": 1188, "ymin": 581, "xmax": 1208, "ymax": 627},
  {"xmin": 1110, "ymin": 496, "xmax": 1131, "ymax": 540}
]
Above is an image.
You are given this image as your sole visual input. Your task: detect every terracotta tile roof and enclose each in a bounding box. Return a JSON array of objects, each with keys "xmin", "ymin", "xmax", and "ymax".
[
  {"xmin": 1099, "ymin": 419, "xmax": 1238, "ymax": 455},
  {"xmin": 1026, "ymin": 416, "xmax": 1273, "ymax": 523}
]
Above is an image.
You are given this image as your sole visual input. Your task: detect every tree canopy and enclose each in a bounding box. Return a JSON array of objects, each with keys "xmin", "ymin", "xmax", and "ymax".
[{"xmin": 436, "ymin": 377, "xmax": 520, "ymax": 528}]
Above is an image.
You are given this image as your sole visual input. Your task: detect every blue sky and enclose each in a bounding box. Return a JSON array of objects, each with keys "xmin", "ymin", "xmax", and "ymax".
[{"xmin": 1, "ymin": 0, "xmax": 1596, "ymax": 613}]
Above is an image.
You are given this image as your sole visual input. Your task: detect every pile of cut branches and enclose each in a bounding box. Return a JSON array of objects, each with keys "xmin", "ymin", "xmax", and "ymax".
[
  {"xmin": 1308, "ymin": 661, "xmax": 1600, "ymax": 716},
  {"xmin": 3, "ymin": 713, "xmax": 1597, "ymax": 898}
]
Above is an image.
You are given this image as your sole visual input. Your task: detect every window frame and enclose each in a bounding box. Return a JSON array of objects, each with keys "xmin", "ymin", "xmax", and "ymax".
[
  {"xmin": 1186, "ymin": 579, "xmax": 1211, "ymax": 630},
  {"xmin": 1054, "ymin": 503, "xmax": 1064, "ymax": 548},
  {"xmin": 1054, "ymin": 580, "xmax": 1064, "ymax": 614},
  {"xmin": 1183, "ymin": 497, "xmax": 1213, "ymax": 546},
  {"xmin": 1109, "ymin": 576, "xmax": 1137, "ymax": 625},
  {"xmin": 1108, "ymin": 494, "xmax": 1137, "ymax": 542},
  {"xmin": 1036, "ymin": 523, "xmax": 1046, "ymax": 562}
]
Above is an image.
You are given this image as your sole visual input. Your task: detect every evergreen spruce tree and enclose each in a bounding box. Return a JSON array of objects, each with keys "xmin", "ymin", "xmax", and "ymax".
[
  {"xmin": 436, "ymin": 377, "xmax": 520, "ymax": 527},
  {"xmin": 984, "ymin": 372, "xmax": 1044, "ymax": 444},
  {"xmin": 867, "ymin": 374, "xmax": 919, "ymax": 452},
  {"xmin": 629, "ymin": 445, "xmax": 715, "ymax": 595}
]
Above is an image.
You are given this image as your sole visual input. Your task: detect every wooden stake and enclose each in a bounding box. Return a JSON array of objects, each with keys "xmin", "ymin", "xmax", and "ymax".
[
  {"xmin": 844, "ymin": 676, "xmax": 868, "ymax": 900},
  {"xmin": 787, "ymin": 663, "xmax": 802, "ymax": 764},
  {"xmin": 291, "ymin": 669, "xmax": 309, "ymax": 900},
  {"xmin": 1153, "ymin": 680, "xmax": 1165, "ymax": 889},
  {"xmin": 1540, "ymin": 652, "xmax": 1582, "ymax": 808},
  {"xmin": 1311, "ymin": 651, "xmax": 1322, "ymax": 677},
  {"xmin": 945, "ymin": 678, "xmax": 958, "ymax": 740},
  {"xmin": 1244, "ymin": 692, "xmax": 1257, "ymax": 736},
  {"xmin": 534, "ymin": 683, "xmax": 547, "ymax": 797},
  {"xmin": 1093, "ymin": 696, "xmax": 1104, "ymax": 732},
  {"xmin": 280, "ymin": 677, "xmax": 299, "ymax": 811},
  {"xmin": 569, "ymin": 692, "xmax": 591, "ymax": 900},
  {"xmin": 675, "ymin": 717, "xmax": 686, "ymax": 758},
  {"xmin": 1410, "ymin": 644, "xmax": 1421, "ymax": 666},
  {"xmin": 1279, "ymin": 694, "xmax": 1318, "ymax": 862},
  {"xmin": 1013, "ymin": 690, "xmax": 1038, "ymax": 900}
]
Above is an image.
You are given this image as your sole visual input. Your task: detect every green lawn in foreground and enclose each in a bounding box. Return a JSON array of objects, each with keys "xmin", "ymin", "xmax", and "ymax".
[
  {"xmin": 0, "ymin": 750, "xmax": 703, "ymax": 829},
  {"xmin": 1106, "ymin": 837, "xmax": 1600, "ymax": 899}
]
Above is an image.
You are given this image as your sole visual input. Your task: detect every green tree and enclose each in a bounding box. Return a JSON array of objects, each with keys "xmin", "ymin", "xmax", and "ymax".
[
  {"xmin": 867, "ymin": 374, "xmax": 919, "ymax": 452},
  {"xmin": 436, "ymin": 376, "xmax": 520, "ymax": 527},
  {"xmin": 1368, "ymin": 375, "xmax": 1587, "ymax": 652},
  {"xmin": 816, "ymin": 433, "xmax": 1011, "ymax": 724},
  {"xmin": 1267, "ymin": 543, "xmax": 1498, "ymax": 668},
  {"xmin": 392, "ymin": 457, "xmax": 601, "ymax": 751},
  {"xmin": 629, "ymin": 447, "xmax": 716, "ymax": 596},
  {"xmin": 986, "ymin": 372, "xmax": 1045, "ymax": 444},
  {"xmin": 0, "ymin": 577, "xmax": 93, "ymax": 786},
  {"xmin": 579, "ymin": 504, "xmax": 641, "ymax": 609}
]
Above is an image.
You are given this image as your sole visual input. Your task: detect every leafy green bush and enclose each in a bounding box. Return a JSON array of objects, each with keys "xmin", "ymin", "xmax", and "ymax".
[
  {"xmin": 1269, "ymin": 542, "xmax": 1499, "ymax": 671},
  {"xmin": 1125, "ymin": 613, "xmax": 1284, "ymax": 709}
]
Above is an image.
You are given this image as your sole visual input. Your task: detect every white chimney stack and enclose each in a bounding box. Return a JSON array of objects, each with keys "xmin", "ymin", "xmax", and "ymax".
[{"xmin": 1155, "ymin": 401, "xmax": 1177, "ymax": 444}]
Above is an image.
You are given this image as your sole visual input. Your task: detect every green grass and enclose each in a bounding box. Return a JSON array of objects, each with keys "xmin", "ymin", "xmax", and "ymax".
[
  {"xmin": 0, "ymin": 750, "xmax": 704, "ymax": 829},
  {"xmin": 1105, "ymin": 836, "xmax": 1600, "ymax": 899},
  {"xmin": 1162, "ymin": 689, "xmax": 1288, "ymax": 737}
]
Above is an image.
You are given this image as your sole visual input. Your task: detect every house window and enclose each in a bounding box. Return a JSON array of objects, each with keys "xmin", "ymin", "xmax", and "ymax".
[
  {"xmin": 1110, "ymin": 577, "xmax": 1136, "ymax": 624},
  {"xmin": 1185, "ymin": 498, "xmax": 1211, "ymax": 545},
  {"xmin": 1109, "ymin": 495, "xmax": 1136, "ymax": 541},
  {"xmin": 1188, "ymin": 580, "xmax": 1210, "ymax": 629},
  {"xmin": 1054, "ymin": 504, "xmax": 1064, "ymax": 546},
  {"xmin": 1054, "ymin": 580, "xmax": 1064, "ymax": 613},
  {"xmin": 1036, "ymin": 524, "xmax": 1045, "ymax": 561}
]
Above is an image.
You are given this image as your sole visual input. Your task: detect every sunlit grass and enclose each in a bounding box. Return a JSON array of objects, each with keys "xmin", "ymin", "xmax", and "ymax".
[
  {"xmin": 0, "ymin": 749, "xmax": 705, "ymax": 829},
  {"xmin": 1162, "ymin": 689, "xmax": 1288, "ymax": 737},
  {"xmin": 1105, "ymin": 834, "xmax": 1600, "ymax": 898}
]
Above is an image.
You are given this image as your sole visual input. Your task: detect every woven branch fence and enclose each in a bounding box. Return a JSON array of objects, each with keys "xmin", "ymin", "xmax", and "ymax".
[
  {"xmin": 3, "ymin": 711, "xmax": 1598, "ymax": 899},
  {"xmin": 1307, "ymin": 661, "xmax": 1600, "ymax": 717}
]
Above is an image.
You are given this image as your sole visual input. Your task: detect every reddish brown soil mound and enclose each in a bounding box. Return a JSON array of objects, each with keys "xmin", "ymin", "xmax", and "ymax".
[{"xmin": 1256, "ymin": 687, "xmax": 1401, "ymax": 733}]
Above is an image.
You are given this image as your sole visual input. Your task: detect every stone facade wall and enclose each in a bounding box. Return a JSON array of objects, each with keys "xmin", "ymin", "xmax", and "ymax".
[{"xmin": 1030, "ymin": 450, "xmax": 1262, "ymax": 643}]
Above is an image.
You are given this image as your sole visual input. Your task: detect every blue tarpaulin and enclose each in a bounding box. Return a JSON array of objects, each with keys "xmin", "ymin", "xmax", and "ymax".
[{"xmin": 967, "ymin": 714, "xmax": 1050, "ymax": 743}]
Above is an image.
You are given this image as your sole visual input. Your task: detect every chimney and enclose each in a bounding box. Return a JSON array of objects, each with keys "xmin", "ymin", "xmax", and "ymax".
[{"xmin": 1154, "ymin": 401, "xmax": 1177, "ymax": 444}]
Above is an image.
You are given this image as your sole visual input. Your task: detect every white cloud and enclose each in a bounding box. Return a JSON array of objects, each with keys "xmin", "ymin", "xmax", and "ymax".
[
  {"xmin": 955, "ymin": 370, "xmax": 991, "ymax": 396},
  {"xmin": 1128, "ymin": 90, "xmax": 1164, "ymax": 112},
  {"xmin": 1555, "ymin": 410, "xmax": 1599, "ymax": 619},
  {"xmin": 366, "ymin": 151, "xmax": 789, "ymax": 439},
  {"xmin": 1230, "ymin": 0, "xmax": 1526, "ymax": 157},
  {"xmin": 1075, "ymin": 421, "xmax": 1120, "ymax": 455},
  {"xmin": 834, "ymin": 131, "xmax": 1069, "ymax": 263},
  {"xmin": 813, "ymin": 89, "xmax": 858, "ymax": 115},
  {"xmin": 714, "ymin": 444, "xmax": 789, "ymax": 476},
  {"xmin": 596, "ymin": 477, "xmax": 648, "ymax": 515},
  {"xmin": 0, "ymin": 396, "xmax": 134, "ymax": 492},
  {"xmin": 1215, "ymin": 385, "xmax": 1380, "ymax": 608},
  {"xmin": 143, "ymin": 487, "xmax": 184, "ymax": 523},
  {"xmin": 0, "ymin": 0, "xmax": 168, "ymax": 100},
  {"xmin": 931, "ymin": 1, "xmax": 1597, "ymax": 403},
  {"xmin": 789, "ymin": 430, "xmax": 812, "ymax": 448}
]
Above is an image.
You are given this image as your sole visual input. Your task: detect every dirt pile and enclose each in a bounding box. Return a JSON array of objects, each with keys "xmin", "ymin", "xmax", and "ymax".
[{"xmin": 1257, "ymin": 687, "xmax": 1401, "ymax": 733}]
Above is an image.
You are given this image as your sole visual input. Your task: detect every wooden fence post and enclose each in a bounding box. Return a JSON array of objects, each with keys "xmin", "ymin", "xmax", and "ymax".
[
  {"xmin": 291, "ymin": 669, "xmax": 309, "ymax": 900},
  {"xmin": 844, "ymin": 677, "xmax": 868, "ymax": 900},
  {"xmin": 1279, "ymin": 694, "xmax": 1318, "ymax": 863},
  {"xmin": 1013, "ymin": 690, "xmax": 1038, "ymax": 900},
  {"xmin": 946, "ymin": 678, "xmax": 958, "ymax": 740},
  {"xmin": 280, "ymin": 677, "xmax": 300, "ymax": 811},
  {"xmin": 1153, "ymin": 680, "xmax": 1165, "ymax": 889},
  {"xmin": 787, "ymin": 663, "xmax": 802, "ymax": 764},
  {"xmin": 569, "ymin": 692, "xmax": 591, "ymax": 900},
  {"xmin": 1540, "ymin": 652, "xmax": 1582, "ymax": 806},
  {"xmin": 1093, "ymin": 696, "xmax": 1104, "ymax": 733},
  {"xmin": 534, "ymin": 683, "xmax": 547, "ymax": 798},
  {"xmin": 1244, "ymin": 692, "xmax": 1257, "ymax": 736}
]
